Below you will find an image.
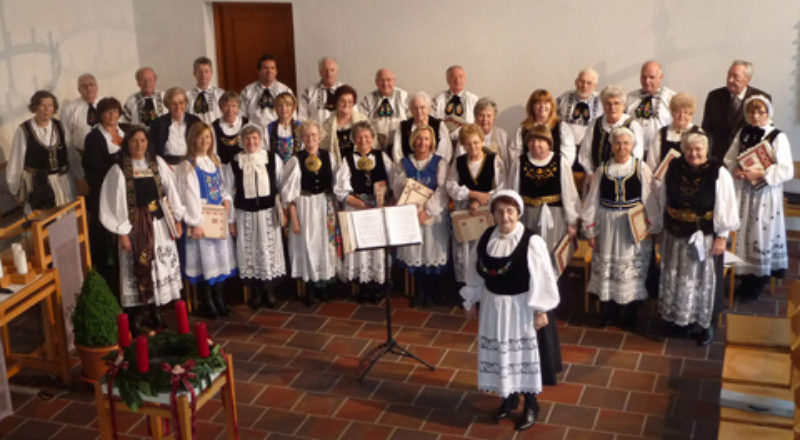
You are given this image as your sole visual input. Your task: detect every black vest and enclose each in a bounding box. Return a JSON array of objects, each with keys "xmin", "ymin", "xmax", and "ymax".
[
  {"xmin": 664, "ymin": 157, "xmax": 720, "ymax": 236},
  {"xmin": 399, "ymin": 117, "xmax": 443, "ymax": 158},
  {"xmin": 268, "ymin": 119, "xmax": 300, "ymax": 156},
  {"xmin": 476, "ymin": 226, "xmax": 533, "ymax": 295},
  {"xmin": 231, "ymin": 154, "xmax": 277, "ymax": 211},
  {"xmin": 296, "ymin": 150, "xmax": 333, "ymax": 194},
  {"xmin": 456, "ymin": 153, "xmax": 496, "ymax": 191},
  {"xmin": 345, "ymin": 150, "xmax": 388, "ymax": 195},
  {"xmin": 22, "ymin": 119, "xmax": 69, "ymax": 173},
  {"xmin": 133, "ymin": 178, "xmax": 163, "ymax": 219},
  {"xmin": 658, "ymin": 126, "xmax": 682, "ymax": 162},
  {"xmin": 519, "ymin": 153, "xmax": 562, "ymax": 207},
  {"xmin": 599, "ymin": 159, "xmax": 642, "ymax": 209},
  {"xmin": 591, "ymin": 118, "xmax": 634, "ymax": 167},
  {"xmin": 336, "ymin": 128, "xmax": 354, "ymax": 158},
  {"xmin": 212, "ymin": 117, "xmax": 248, "ymax": 164}
]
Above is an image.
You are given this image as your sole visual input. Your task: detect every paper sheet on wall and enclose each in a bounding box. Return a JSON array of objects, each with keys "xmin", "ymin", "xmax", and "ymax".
[{"xmin": 47, "ymin": 211, "xmax": 83, "ymax": 350}]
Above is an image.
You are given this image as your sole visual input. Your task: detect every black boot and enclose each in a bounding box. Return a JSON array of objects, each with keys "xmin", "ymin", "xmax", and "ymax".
[
  {"xmin": 622, "ymin": 301, "xmax": 640, "ymax": 331},
  {"xmin": 367, "ymin": 282, "xmax": 383, "ymax": 304},
  {"xmin": 516, "ymin": 393, "xmax": 539, "ymax": 430},
  {"xmin": 601, "ymin": 301, "xmax": 619, "ymax": 328},
  {"xmin": 262, "ymin": 282, "xmax": 277, "ymax": 309},
  {"xmin": 248, "ymin": 281, "xmax": 263, "ymax": 309},
  {"xmin": 211, "ymin": 283, "xmax": 229, "ymax": 316},
  {"xmin": 148, "ymin": 304, "xmax": 166, "ymax": 330},
  {"xmin": 697, "ymin": 325, "xmax": 715, "ymax": 346},
  {"xmin": 669, "ymin": 322, "xmax": 690, "ymax": 338},
  {"xmin": 412, "ymin": 274, "xmax": 427, "ymax": 308},
  {"xmin": 495, "ymin": 393, "xmax": 519, "ymax": 421},
  {"xmin": 198, "ymin": 282, "xmax": 219, "ymax": 319},
  {"xmin": 125, "ymin": 307, "xmax": 145, "ymax": 337}
]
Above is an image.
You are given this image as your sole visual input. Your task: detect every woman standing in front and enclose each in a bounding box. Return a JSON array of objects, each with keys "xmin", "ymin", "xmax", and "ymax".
[
  {"xmin": 99, "ymin": 126, "xmax": 184, "ymax": 334},
  {"xmin": 176, "ymin": 122, "xmax": 237, "ymax": 319},
  {"xmin": 655, "ymin": 128, "xmax": 739, "ymax": 345},
  {"xmin": 460, "ymin": 190, "xmax": 560, "ymax": 431},
  {"xmin": 581, "ymin": 127, "xmax": 657, "ymax": 330},
  {"xmin": 724, "ymin": 95, "xmax": 793, "ymax": 302},
  {"xmin": 394, "ymin": 125, "xmax": 450, "ymax": 307}
]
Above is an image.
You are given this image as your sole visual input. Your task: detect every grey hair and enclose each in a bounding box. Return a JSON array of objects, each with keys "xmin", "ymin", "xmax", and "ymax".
[
  {"xmin": 298, "ymin": 119, "xmax": 321, "ymax": 139},
  {"xmin": 318, "ymin": 57, "xmax": 338, "ymax": 71},
  {"xmin": 446, "ymin": 65, "xmax": 464, "ymax": 77},
  {"xmin": 408, "ymin": 91, "xmax": 432, "ymax": 109},
  {"xmin": 681, "ymin": 131, "xmax": 709, "ymax": 153},
  {"xmin": 350, "ymin": 120, "xmax": 375, "ymax": 140},
  {"xmin": 609, "ymin": 127, "xmax": 635, "ymax": 146},
  {"xmin": 218, "ymin": 90, "xmax": 241, "ymax": 107},
  {"xmin": 163, "ymin": 87, "xmax": 186, "ymax": 107},
  {"xmin": 240, "ymin": 123, "xmax": 262, "ymax": 140},
  {"xmin": 77, "ymin": 73, "xmax": 96, "ymax": 85},
  {"xmin": 135, "ymin": 66, "xmax": 155, "ymax": 82},
  {"xmin": 577, "ymin": 67, "xmax": 599, "ymax": 82},
  {"xmin": 600, "ymin": 85, "xmax": 626, "ymax": 104},
  {"xmin": 730, "ymin": 59, "xmax": 754, "ymax": 78},
  {"xmin": 473, "ymin": 97, "xmax": 498, "ymax": 116}
]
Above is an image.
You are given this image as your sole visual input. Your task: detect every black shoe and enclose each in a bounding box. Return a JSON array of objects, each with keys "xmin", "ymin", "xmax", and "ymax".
[
  {"xmin": 516, "ymin": 407, "xmax": 536, "ymax": 430},
  {"xmin": 125, "ymin": 307, "xmax": 145, "ymax": 337},
  {"xmin": 211, "ymin": 283, "xmax": 229, "ymax": 316},
  {"xmin": 697, "ymin": 326, "xmax": 715, "ymax": 346},
  {"xmin": 494, "ymin": 394, "xmax": 519, "ymax": 421},
  {"xmin": 669, "ymin": 323, "xmax": 690, "ymax": 339},
  {"xmin": 199, "ymin": 284, "xmax": 219, "ymax": 319},
  {"xmin": 263, "ymin": 285, "xmax": 277, "ymax": 309},
  {"xmin": 148, "ymin": 305, "xmax": 166, "ymax": 330}
]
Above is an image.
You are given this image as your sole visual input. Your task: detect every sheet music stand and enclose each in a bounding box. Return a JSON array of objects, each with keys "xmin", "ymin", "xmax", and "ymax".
[{"xmin": 358, "ymin": 247, "xmax": 435, "ymax": 382}]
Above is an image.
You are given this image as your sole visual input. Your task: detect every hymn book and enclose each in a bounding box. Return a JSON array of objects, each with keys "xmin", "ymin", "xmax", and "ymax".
[
  {"xmin": 553, "ymin": 233, "xmax": 576, "ymax": 277},
  {"xmin": 201, "ymin": 204, "xmax": 228, "ymax": 239},
  {"xmin": 628, "ymin": 204, "xmax": 648, "ymax": 245},
  {"xmin": 338, "ymin": 204, "xmax": 422, "ymax": 254},
  {"xmin": 161, "ymin": 197, "xmax": 179, "ymax": 239},
  {"xmin": 450, "ymin": 206, "xmax": 494, "ymax": 243},
  {"xmin": 653, "ymin": 149, "xmax": 681, "ymax": 180},
  {"xmin": 737, "ymin": 141, "xmax": 774, "ymax": 190}
]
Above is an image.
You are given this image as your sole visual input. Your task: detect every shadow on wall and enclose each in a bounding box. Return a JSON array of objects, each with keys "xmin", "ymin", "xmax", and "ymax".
[{"xmin": 794, "ymin": 21, "xmax": 800, "ymax": 124}]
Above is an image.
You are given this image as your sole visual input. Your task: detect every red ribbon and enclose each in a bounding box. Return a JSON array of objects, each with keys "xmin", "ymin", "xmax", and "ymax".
[
  {"xmin": 161, "ymin": 360, "xmax": 198, "ymax": 439},
  {"xmin": 105, "ymin": 353, "xmax": 129, "ymax": 440}
]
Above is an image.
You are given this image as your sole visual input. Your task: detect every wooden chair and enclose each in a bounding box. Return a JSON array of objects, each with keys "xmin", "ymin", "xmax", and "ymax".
[
  {"xmin": 567, "ymin": 239, "xmax": 593, "ymax": 313},
  {"xmin": 726, "ymin": 231, "xmax": 738, "ymax": 308},
  {"xmin": 717, "ymin": 420, "xmax": 793, "ymax": 439}
]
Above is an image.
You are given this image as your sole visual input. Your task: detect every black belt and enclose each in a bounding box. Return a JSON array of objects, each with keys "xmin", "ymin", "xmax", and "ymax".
[{"xmin": 162, "ymin": 154, "xmax": 184, "ymax": 165}]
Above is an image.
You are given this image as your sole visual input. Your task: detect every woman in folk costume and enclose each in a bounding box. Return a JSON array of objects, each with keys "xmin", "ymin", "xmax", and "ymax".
[
  {"xmin": 223, "ymin": 123, "xmax": 287, "ymax": 309},
  {"xmin": 513, "ymin": 89, "xmax": 577, "ymax": 167},
  {"xmin": 281, "ymin": 120, "xmax": 338, "ymax": 305},
  {"xmin": 581, "ymin": 127, "xmax": 657, "ymax": 330},
  {"xmin": 460, "ymin": 190, "xmax": 560, "ymax": 431},
  {"xmin": 723, "ymin": 95, "xmax": 793, "ymax": 301},
  {"xmin": 394, "ymin": 125, "xmax": 450, "ymax": 307},
  {"xmin": 6, "ymin": 90, "xmax": 76, "ymax": 212},
  {"xmin": 333, "ymin": 121, "xmax": 396, "ymax": 303},
  {"xmin": 654, "ymin": 128, "xmax": 739, "ymax": 345},
  {"xmin": 446, "ymin": 123, "xmax": 506, "ymax": 284},
  {"xmin": 99, "ymin": 125, "xmax": 184, "ymax": 334},
  {"xmin": 212, "ymin": 91, "xmax": 249, "ymax": 165},
  {"xmin": 266, "ymin": 92, "xmax": 302, "ymax": 163},
  {"xmin": 176, "ymin": 122, "xmax": 237, "ymax": 319},
  {"xmin": 321, "ymin": 84, "xmax": 368, "ymax": 166}
]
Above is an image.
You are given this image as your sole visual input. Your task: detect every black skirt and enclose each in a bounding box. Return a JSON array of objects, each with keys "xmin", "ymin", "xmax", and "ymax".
[{"xmin": 537, "ymin": 309, "xmax": 563, "ymax": 386}]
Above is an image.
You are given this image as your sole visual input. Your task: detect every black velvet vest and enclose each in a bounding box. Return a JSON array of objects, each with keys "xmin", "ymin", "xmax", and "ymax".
[
  {"xmin": 296, "ymin": 150, "xmax": 332, "ymax": 194},
  {"xmin": 519, "ymin": 153, "xmax": 562, "ymax": 207},
  {"xmin": 476, "ymin": 226, "xmax": 533, "ymax": 295},
  {"xmin": 231, "ymin": 154, "xmax": 277, "ymax": 211},
  {"xmin": 658, "ymin": 126, "xmax": 682, "ymax": 162},
  {"xmin": 456, "ymin": 153, "xmax": 495, "ymax": 191},
  {"xmin": 664, "ymin": 157, "xmax": 720, "ymax": 236},
  {"xmin": 599, "ymin": 159, "xmax": 642, "ymax": 209},
  {"xmin": 345, "ymin": 150, "xmax": 388, "ymax": 195},
  {"xmin": 591, "ymin": 118, "xmax": 633, "ymax": 167},
  {"xmin": 213, "ymin": 117, "xmax": 248, "ymax": 164},
  {"xmin": 22, "ymin": 119, "xmax": 68, "ymax": 173}
]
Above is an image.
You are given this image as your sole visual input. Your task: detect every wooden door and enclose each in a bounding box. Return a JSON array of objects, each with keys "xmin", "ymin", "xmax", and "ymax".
[{"xmin": 213, "ymin": 2, "xmax": 296, "ymax": 94}]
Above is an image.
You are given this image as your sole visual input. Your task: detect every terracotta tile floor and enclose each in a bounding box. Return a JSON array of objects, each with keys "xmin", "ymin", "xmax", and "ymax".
[{"xmin": 3, "ymin": 242, "xmax": 798, "ymax": 439}]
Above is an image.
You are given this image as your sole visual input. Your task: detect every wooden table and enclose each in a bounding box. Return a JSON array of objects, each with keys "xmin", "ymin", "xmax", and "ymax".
[
  {"xmin": 0, "ymin": 269, "xmax": 72, "ymax": 385},
  {"xmin": 93, "ymin": 354, "xmax": 239, "ymax": 440}
]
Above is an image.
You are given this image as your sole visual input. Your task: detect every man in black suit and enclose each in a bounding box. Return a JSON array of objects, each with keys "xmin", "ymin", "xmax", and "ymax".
[{"xmin": 701, "ymin": 60, "xmax": 771, "ymax": 160}]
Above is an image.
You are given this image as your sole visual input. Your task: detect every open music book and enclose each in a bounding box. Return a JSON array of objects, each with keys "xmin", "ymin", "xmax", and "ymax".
[{"xmin": 338, "ymin": 204, "xmax": 422, "ymax": 254}]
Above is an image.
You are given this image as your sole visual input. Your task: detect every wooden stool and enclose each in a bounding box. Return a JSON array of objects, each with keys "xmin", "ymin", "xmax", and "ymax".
[
  {"xmin": 717, "ymin": 420, "xmax": 793, "ymax": 439},
  {"xmin": 94, "ymin": 354, "xmax": 239, "ymax": 440},
  {"xmin": 567, "ymin": 239, "xmax": 592, "ymax": 313}
]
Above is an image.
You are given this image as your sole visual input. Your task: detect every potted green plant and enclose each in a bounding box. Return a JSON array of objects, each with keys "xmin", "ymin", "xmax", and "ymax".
[{"xmin": 72, "ymin": 268, "xmax": 122, "ymax": 381}]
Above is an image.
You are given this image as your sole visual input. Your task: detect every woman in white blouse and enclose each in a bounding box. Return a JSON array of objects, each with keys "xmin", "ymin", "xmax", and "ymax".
[
  {"xmin": 224, "ymin": 124, "xmax": 287, "ymax": 309},
  {"xmin": 394, "ymin": 125, "xmax": 450, "ymax": 307},
  {"xmin": 265, "ymin": 92, "xmax": 302, "ymax": 163},
  {"xmin": 6, "ymin": 90, "xmax": 75, "ymax": 211},
  {"xmin": 321, "ymin": 85, "xmax": 367, "ymax": 166},
  {"xmin": 99, "ymin": 126, "xmax": 185, "ymax": 334},
  {"xmin": 654, "ymin": 128, "xmax": 739, "ymax": 345},
  {"xmin": 460, "ymin": 190, "xmax": 559, "ymax": 431},
  {"xmin": 281, "ymin": 120, "xmax": 338, "ymax": 305},
  {"xmin": 724, "ymin": 95, "xmax": 793, "ymax": 302},
  {"xmin": 176, "ymin": 122, "xmax": 237, "ymax": 319},
  {"xmin": 581, "ymin": 127, "xmax": 657, "ymax": 330},
  {"xmin": 513, "ymin": 90, "xmax": 576, "ymax": 167},
  {"xmin": 212, "ymin": 91, "xmax": 249, "ymax": 165},
  {"xmin": 473, "ymin": 97, "xmax": 511, "ymax": 165},
  {"xmin": 646, "ymin": 93, "xmax": 697, "ymax": 174},
  {"xmin": 149, "ymin": 87, "xmax": 202, "ymax": 167}
]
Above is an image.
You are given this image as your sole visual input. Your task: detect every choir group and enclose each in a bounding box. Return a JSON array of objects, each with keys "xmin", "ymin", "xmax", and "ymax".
[{"xmin": 5, "ymin": 55, "xmax": 792, "ymax": 430}]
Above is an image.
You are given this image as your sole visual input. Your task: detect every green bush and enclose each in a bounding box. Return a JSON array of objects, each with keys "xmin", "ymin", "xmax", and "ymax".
[{"xmin": 72, "ymin": 269, "xmax": 122, "ymax": 347}]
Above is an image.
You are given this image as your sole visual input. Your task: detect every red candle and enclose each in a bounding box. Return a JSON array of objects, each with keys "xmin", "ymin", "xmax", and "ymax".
[
  {"xmin": 135, "ymin": 336, "xmax": 149, "ymax": 372},
  {"xmin": 195, "ymin": 322, "xmax": 210, "ymax": 358},
  {"xmin": 117, "ymin": 313, "xmax": 131, "ymax": 348},
  {"xmin": 175, "ymin": 300, "xmax": 189, "ymax": 334}
]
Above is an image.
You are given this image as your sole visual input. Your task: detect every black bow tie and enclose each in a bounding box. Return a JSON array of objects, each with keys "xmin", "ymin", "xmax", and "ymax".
[
  {"xmin": 572, "ymin": 102, "xmax": 590, "ymax": 122},
  {"xmin": 635, "ymin": 96, "xmax": 653, "ymax": 119},
  {"xmin": 194, "ymin": 91, "xmax": 209, "ymax": 114},
  {"xmin": 259, "ymin": 88, "xmax": 274, "ymax": 109},
  {"xmin": 324, "ymin": 89, "xmax": 336, "ymax": 111},
  {"xmin": 446, "ymin": 94, "xmax": 463, "ymax": 116},
  {"xmin": 377, "ymin": 98, "xmax": 393, "ymax": 117},
  {"xmin": 87, "ymin": 104, "xmax": 98, "ymax": 125}
]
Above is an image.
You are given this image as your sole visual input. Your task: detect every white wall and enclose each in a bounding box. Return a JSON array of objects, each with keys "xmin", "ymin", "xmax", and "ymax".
[
  {"xmin": 0, "ymin": 0, "xmax": 140, "ymax": 162},
  {"xmin": 3, "ymin": 0, "xmax": 800, "ymax": 164}
]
